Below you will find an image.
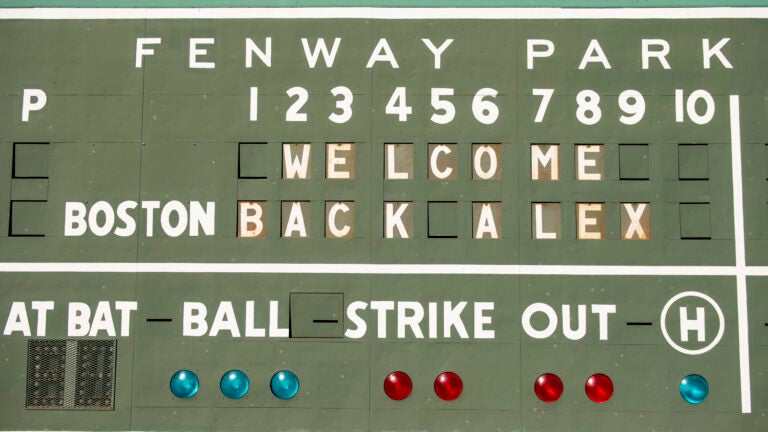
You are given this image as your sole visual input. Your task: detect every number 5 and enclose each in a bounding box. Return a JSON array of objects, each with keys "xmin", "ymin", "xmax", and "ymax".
[{"xmin": 430, "ymin": 88, "xmax": 455, "ymax": 124}]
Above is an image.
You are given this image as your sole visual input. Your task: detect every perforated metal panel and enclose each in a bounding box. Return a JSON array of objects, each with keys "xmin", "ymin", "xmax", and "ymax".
[
  {"xmin": 25, "ymin": 340, "xmax": 67, "ymax": 409},
  {"xmin": 26, "ymin": 340, "xmax": 116, "ymax": 410}
]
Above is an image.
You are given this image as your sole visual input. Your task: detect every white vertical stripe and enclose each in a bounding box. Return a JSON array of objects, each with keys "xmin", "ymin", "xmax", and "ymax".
[
  {"xmin": 732, "ymin": 96, "xmax": 747, "ymax": 271},
  {"xmin": 730, "ymin": 95, "xmax": 751, "ymax": 414}
]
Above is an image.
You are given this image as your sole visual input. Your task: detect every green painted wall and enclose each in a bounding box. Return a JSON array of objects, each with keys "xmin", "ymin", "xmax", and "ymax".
[
  {"xmin": 2, "ymin": 6, "xmax": 767, "ymax": 432},
  {"xmin": 3, "ymin": 0, "xmax": 768, "ymax": 8}
]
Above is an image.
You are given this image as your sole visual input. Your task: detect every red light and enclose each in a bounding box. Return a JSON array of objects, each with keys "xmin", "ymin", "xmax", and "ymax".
[
  {"xmin": 585, "ymin": 373, "xmax": 613, "ymax": 403},
  {"xmin": 383, "ymin": 371, "xmax": 412, "ymax": 400},
  {"xmin": 534, "ymin": 373, "xmax": 563, "ymax": 403},
  {"xmin": 434, "ymin": 371, "xmax": 463, "ymax": 401}
]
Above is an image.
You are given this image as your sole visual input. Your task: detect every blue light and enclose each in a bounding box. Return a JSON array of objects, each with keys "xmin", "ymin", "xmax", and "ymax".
[
  {"xmin": 220, "ymin": 370, "xmax": 250, "ymax": 399},
  {"xmin": 270, "ymin": 370, "xmax": 300, "ymax": 400},
  {"xmin": 170, "ymin": 370, "xmax": 199, "ymax": 399},
  {"xmin": 680, "ymin": 374, "xmax": 709, "ymax": 404}
]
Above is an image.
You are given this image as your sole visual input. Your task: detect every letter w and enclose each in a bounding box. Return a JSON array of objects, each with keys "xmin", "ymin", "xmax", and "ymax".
[
  {"xmin": 283, "ymin": 144, "xmax": 311, "ymax": 179},
  {"xmin": 301, "ymin": 38, "xmax": 341, "ymax": 68}
]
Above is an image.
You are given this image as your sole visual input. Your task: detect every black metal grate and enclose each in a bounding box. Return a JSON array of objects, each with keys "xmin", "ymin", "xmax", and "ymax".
[
  {"xmin": 26, "ymin": 340, "xmax": 67, "ymax": 408},
  {"xmin": 75, "ymin": 340, "xmax": 115, "ymax": 409},
  {"xmin": 26, "ymin": 340, "xmax": 116, "ymax": 410}
]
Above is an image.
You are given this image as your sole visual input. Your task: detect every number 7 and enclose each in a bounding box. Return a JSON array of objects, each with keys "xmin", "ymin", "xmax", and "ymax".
[{"xmin": 532, "ymin": 88, "xmax": 554, "ymax": 123}]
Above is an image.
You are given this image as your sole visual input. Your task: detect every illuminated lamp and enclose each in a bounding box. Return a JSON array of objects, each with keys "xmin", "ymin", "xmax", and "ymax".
[
  {"xmin": 271, "ymin": 370, "xmax": 300, "ymax": 400},
  {"xmin": 584, "ymin": 373, "xmax": 613, "ymax": 403},
  {"xmin": 220, "ymin": 370, "xmax": 249, "ymax": 399},
  {"xmin": 169, "ymin": 370, "xmax": 199, "ymax": 399},
  {"xmin": 680, "ymin": 374, "xmax": 709, "ymax": 404},
  {"xmin": 434, "ymin": 371, "xmax": 463, "ymax": 401},
  {"xmin": 534, "ymin": 373, "xmax": 563, "ymax": 403},
  {"xmin": 383, "ymin": 371, "xmax": 413, "ymax": 400}
]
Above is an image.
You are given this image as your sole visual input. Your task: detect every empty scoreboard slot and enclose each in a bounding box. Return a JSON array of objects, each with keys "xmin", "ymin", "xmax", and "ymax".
[
  {"xmin": 428, "ymin": 201, "xmax": 458, "ymax": 238},
  {"xmin": 618, "ymin": 143, "xmax": 649, "ymax": 180},
  {"xmin": 9, "ymin": 200, "xmax": 46, "ymax": 237},
  {"xmin": 12, "ymin": 142, "xmax": 49, "ymax": 179},
  {"xmin": 678, "ymin": 143, "xmax": 710, "ymax": 180},
  {"xmin": 238, "ymin": 142, "xmax": 269, "ymax": 179},
  {"xmin": 679, "ymin": 202, "xmax": 712, "ymax": 240},
  {"xmin": 26, "ymin": 340, "xmax": 116, "ymax": 410},
  {"xmin": 289, "ymin": 293, "xmax": 344, "ymax": 338},
  {"xmin": 10, "ymin": 143, "xmax": 49, "ymax": 237}
]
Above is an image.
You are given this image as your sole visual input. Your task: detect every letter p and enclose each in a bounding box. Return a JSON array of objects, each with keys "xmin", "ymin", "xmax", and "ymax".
[{"xmin": 21, "ymin": 89, "xmax": 47, "ymax": 122}]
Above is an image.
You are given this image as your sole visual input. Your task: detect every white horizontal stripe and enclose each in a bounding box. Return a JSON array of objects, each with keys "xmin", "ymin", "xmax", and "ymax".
[
  {"xmin": 745, "ymin": 266, "xmax": 768, "ymax": 276},
  {"xmin": 0, "ymin": 262, "xmax": 747, "ymax": 276},
  {"xmin": 374, "ymin": 7, "xmax": 768, "ymax": 19},
  {"xmin": 0, "ymin": 7, "xmax": 374, "ymax": 20},
  {"xmin": 2, "ymin": 7, "xmax": 768, "ymax": 20}
]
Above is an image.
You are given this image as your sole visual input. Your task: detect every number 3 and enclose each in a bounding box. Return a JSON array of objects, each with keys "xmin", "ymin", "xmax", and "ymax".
[{"xmin": 329, "ymin": 86, "xmax": 353, "ymax": 124}]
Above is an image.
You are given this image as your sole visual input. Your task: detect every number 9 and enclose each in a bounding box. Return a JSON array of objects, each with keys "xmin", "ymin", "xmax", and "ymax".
[{"xmin": 618, "ymin": 90, "xmax": 645, "ymax": 125}]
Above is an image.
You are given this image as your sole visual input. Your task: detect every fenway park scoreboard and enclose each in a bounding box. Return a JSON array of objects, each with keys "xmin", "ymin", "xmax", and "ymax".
[{"xmin": 1, "ymin": 4, "xmax": 768, "ymax": 432}]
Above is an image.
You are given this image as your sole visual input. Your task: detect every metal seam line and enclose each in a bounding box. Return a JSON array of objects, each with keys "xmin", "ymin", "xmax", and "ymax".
[
  {"xmin": 2, "ymin": 7, "xmax": 768, "ymax": 20},
  {"xmin": 730, "ymin": 94, "xmax": 751, "ymax": 414}
]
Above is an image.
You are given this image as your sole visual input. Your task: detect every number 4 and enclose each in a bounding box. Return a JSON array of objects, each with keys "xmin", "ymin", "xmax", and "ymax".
[
  {"xmin": 532, "ymin": 88, "xmax": 554, "ymax": 123},
  {"xmin": 386, "ymin": 87, "xmax": 413, "ymax": 122}
]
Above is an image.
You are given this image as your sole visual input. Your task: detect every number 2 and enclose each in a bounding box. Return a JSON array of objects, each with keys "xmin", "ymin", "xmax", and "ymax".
[{"xmin": 286, "ymin": 86, "xmax": 308, "ymax": 122}]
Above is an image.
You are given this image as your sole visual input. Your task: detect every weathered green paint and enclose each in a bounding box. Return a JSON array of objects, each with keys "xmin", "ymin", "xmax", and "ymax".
[{"xmin": 1, "ymin": 8, "xmax": 767, "ymax": 432}]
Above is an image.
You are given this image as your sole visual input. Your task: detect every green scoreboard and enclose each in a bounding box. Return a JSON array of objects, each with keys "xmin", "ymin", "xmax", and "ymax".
[{"xmin": 1, "ymin": 4, "xmax": 768, "ymax": 431}]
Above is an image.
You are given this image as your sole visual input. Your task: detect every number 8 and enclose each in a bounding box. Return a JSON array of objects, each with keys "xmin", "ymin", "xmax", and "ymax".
[{"xmin": 576, "ymin": 89, "xmax": 601, "ymax": 125}]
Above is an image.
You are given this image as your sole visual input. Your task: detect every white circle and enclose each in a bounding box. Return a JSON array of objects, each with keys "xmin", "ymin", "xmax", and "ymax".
[
  {"xmin": 521, "ymin": 302, "xmax": 558, "ymax": 339},
  {"xmin": 660, "ymin": 291, "xmax": 725, "ymax": 355}
]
